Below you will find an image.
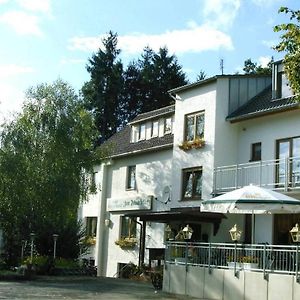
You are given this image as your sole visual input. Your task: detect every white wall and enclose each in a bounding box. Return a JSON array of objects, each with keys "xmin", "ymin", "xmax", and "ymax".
[{"xmin": 172, "ymin": 81, "xmax": 217, "ymax": 204}]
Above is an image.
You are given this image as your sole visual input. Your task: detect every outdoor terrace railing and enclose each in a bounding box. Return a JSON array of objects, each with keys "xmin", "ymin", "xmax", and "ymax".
[
  {"xmin": 165, "ymin": 241, "xmax": 300, "ymax": 278},
  {"xmin": 213, "ymin": 156, "xmax": 300, "ymax": 194}
]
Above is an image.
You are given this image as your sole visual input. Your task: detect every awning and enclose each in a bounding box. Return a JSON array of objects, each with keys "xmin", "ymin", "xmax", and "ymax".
[{"xmin": 125, "ymin": 207, "xmax": 225, "ymax": 235}]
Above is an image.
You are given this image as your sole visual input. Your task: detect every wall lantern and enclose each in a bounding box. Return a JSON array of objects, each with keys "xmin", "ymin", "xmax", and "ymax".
[
  {"xmin": 165, "ymin": 224, "xmax": 172, "ymax": 240},
  {"xmin": 290, "ymin": 223, "xmax": 300, "ymax": 243},
  {"xmin": 182, "ymin": 224, "xmax": 193, "ymax": 240},
  {"xmin": 229, "ymin": 224, "xmax": 242, "ymax": 242}
]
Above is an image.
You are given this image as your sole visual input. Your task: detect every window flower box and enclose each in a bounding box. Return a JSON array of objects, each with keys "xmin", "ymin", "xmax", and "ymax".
[
  {"xmin": 179, "ymin": 138, "xmax": 205, "ymax": 151},
  {"xmin": 115, "ymin": 237, "xmax": 137, "ymax": 249}
]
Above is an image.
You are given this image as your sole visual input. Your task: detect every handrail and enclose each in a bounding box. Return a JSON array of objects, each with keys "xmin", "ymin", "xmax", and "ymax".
[{"xmin": 165, "ymin": 241, "xmax": 300, "ymax": 277}]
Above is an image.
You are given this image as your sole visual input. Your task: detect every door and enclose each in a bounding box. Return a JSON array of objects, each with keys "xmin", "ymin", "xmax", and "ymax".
[{"xmin": 277, "ymin": 137, "xmax": 300, "ymax": 187}]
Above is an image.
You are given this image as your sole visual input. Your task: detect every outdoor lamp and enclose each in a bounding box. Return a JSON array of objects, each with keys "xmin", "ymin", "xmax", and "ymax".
[
  {"xmin": 290, "ymin": 223, "xmax": 300, "ymax": 243},
  {"xmin": 165, "ymin": 224, "xmax": 172, "ymax": 240},
  {"xmin": 229, "ymin": 224, "xmax": 242, "ymax": 242},
  {"xmin": 53, "ymin": 234, "xmax": 59, "ymax": 260},
  {"xmin": 290, "ymin": 223, "xmax": 300, "ymax": 283},
  {"xmin": 182, "ymin": 224, "xmax": 193, "ymax": 240}
]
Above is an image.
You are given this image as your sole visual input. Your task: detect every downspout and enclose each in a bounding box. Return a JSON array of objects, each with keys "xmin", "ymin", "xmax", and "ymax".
[{"xmin": 96, "ymin": 160, "xmax": 112, "ymax": 277}]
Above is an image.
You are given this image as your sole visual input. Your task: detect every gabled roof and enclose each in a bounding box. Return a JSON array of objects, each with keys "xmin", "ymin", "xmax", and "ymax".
[
  {"xmin": 129, "ymin": 105, "xmax": 175, "ymax": 125},
  {"xmin": 101, "ymin": 105, "xmax": 175, "ymax": 158},
  {"xmin": 227, "ymin": 85, "xmax": 299, "ymax": 122}
]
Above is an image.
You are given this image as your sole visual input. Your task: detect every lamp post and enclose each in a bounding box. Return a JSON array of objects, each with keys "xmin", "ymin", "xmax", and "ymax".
[
  {"xmin": 290, "ymin": 223, "xmax": 300, "ymax": 282},
  {"xmin": 165, "ymin": 224, "xmax": 172, "ymax": 241},
  {"xmin": 30, "ymin": 233, "xmax": 35, "ymax": 264},
  {"xmin": 229, "ymin": 224, "xmax": 242, "ymax": 276},
  {"xmin": 52, "ymin": 234, "xmax": 59, "ymax": 260}
]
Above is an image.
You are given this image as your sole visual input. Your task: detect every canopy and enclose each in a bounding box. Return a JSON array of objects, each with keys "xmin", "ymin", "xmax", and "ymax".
[
  {"xmin": 200, "ymin": 184, "xmax": 300, "ymax": 243},
  {"xmin": 201, "ymin": 185, "xmax": 300, "ymax": 214}
]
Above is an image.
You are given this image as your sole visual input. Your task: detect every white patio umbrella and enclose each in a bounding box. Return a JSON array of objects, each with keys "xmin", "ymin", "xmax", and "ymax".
[{"xmin": 200, "ymin": 184, "xmax": 300, "ymax": 244}]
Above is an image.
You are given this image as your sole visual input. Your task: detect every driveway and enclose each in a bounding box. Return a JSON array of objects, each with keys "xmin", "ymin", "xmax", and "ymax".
[{"xmin": 0, "ymin": 276, "xmax": 200, "ymax": 299}]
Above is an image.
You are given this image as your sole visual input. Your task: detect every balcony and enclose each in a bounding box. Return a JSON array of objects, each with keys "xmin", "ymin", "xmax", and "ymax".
[{"xmin": 213, "ymin": 156, "xmax": 300, "ymax": 195}]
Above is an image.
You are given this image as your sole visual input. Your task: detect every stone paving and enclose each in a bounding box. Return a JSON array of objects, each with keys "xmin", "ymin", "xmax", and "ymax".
[{"xmin": 0, "ymin": 276, "xmax": 201, "ymax": 299}]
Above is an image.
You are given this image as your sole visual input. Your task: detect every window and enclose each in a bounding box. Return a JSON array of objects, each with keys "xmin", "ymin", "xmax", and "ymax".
[
  {"xmin": 164, "ymin": 117, "xmax": 172, "ymax": 134},
  {"xmin": 277, "ymin": 137, "xmax": 300, "ymax": 186},
  {"xmin": 86, "ymin": 217, "xmax": 97, "ymax": 237},
  {"xmin": 138, "ymin": 124, "xmax": 146, "ymax": 140},
  {"xmin": 120, "ymin": 216, "xmax": 137, "ymax": 238},
  {"xmin": 185, "ymin": 112, "xmax": 205, "ymax": 142},
  {"xmin": 251, "ymin": 143, "xmax": 261, "ymax": 161},
  {"xmin": 151, "ymin": 120, "xmax": 159, "ymax": 137},
  {"xmin": 126, "ymin": 165, "xmax": 136, "ymax": 190},
  {"xmin": 182, "ymin": 167, "xmax": 202, "ymax": 200},
  {"xmin": 90, "ymin": 171, "xmax": 97, "ymax": 193}
]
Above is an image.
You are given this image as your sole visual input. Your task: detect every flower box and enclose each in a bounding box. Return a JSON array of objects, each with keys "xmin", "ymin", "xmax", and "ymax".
[
  {"xmin": 115, "ymin": 237, "xmax": 137, "ymax": 249},
  {"xmin": 179, "ymin": 138, "xmax": 205, "ymax": 151}
]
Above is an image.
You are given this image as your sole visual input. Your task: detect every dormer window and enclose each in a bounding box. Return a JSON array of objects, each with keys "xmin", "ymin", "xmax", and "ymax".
[
  {"xmin": 151, "ymin": 120, "xmax": 159, "ymax": 137},
  {"xmin": 138, "ymin": 124, "xmax": 146, "ymax": 140},
  {"xmin": 164, "ymin": 117, "xmax": 172, "ymax": 134}
]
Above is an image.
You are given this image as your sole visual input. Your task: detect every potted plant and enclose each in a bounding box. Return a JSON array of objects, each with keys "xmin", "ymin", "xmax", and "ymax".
[
  {"xmin": 115, "ymin": 237, "xmax": 137, "ymax": 249},
  {"xmin": 242, "ymin": 256, "xmax": 259, "ymax": 270},
  {"xmin": 179, "ymin": 137, "xmax": 205, "ymax": 151}
]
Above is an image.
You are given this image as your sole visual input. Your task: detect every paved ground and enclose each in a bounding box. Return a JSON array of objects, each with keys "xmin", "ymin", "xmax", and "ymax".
[{"xmin": 0, "ymin": 276, "xmax": 201, "ymax": 299}]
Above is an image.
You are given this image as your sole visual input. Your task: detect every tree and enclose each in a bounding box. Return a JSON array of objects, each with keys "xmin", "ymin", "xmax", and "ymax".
[
  {"xmin": 82, "ymin": 31, "xmax": 123, "ymax": 143},
  {"xmin": 274, "ymin": 7, "xmax": 300, "ymax": 98},
  {"xmin": 0, "ymin": 79, "xmax": 97, "ymax": 265},
  {"xmin": 196, "ymin": 70, "xmax": 207, "ymax": 82},
  {"xmin": 243, "ymin": 58, "xmax": 273, "ymax": 75}
]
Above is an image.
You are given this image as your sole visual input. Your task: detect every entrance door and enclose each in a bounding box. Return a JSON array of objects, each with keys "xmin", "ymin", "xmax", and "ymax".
[{"xmin": 277, "ymin": 137, "xmax": 300, "ymax": 187}]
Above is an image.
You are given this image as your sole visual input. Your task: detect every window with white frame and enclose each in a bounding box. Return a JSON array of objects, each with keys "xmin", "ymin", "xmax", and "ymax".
[
  {"xmin": 151, "ymin": 120, "xmax": 159, "ymax": 137},
  {"xmin": 120, "ymin": 216, "xmax": 137, "ymax": 238},
  {"xmin": 86, "ymin": 217, "xmax": 97, "ymax": 237},
  {"xmin": 182, "ymin": 167, "xmax": 203, "ymax": 200},
  {"xmin": 138, "ymin": 124, "xmax": 146, "ymax": 140},
  {"xmin": 126, "ymin": 165, "xmax": 136, "ymax": 190},
  {"xmin": 185, "ymin": 111, "xmax": 205, "ymax": 141},
  {"xmin": 164, "ymin": 117, "xmax": 172, "ymax": 134}
]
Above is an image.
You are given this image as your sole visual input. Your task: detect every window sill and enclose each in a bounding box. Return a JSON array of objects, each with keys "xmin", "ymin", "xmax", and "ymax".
[
  {"xmin": 126, "ymin": 187, "xmax": 136, "ymax": 191},
  {"xmin": 181, "ymin": 197, "xmax": 202, "ymax": 201}
]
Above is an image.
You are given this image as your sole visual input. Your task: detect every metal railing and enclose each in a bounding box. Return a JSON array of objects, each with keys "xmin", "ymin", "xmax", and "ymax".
[
  {"xmin": 213, "ymin": 156, "xmax": 300, "ymax": 194},
  {"xmin": 165, "ymin": 241, "xmax": 300, "ymax": 278}
]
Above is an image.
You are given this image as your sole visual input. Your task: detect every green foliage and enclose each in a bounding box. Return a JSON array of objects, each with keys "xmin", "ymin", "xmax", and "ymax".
[
  {"xmin": 0, "ymin": 79, "xmax": 97, "ymax": 265},
  {"xmin": 274, "ymin": 7, "xmax": 300, "ymax": 99},
  {"xmin": 82, "ymin": 32, "xmax": 188, "ymax": 140},
  {"xmin": 243, "ymin": 58, "xmax": 273, "ymax": 75},
  {"xmin": 82, "ymin": 31, "xmax": 124, "ymax": 143},
  {"xmin": 54, "ymin": 257, "xmax": 79, "ymax": 269}
]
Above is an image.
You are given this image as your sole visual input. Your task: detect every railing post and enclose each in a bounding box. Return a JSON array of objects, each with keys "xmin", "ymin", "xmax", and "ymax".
[
  {"xmin": 234, "ymin": 242, "xmax": 238, "ymax": 277},
  {"xmin": 208, "ymin": 243, "xmax": 211, "ymax": 274},
  {"xmin": 185, "ymin": 242, "xmax": 188, "ymax": 272},
  {"xmin": 259, "ymin": 161, "xmax": 262, "ymax": 187},
  {"xmin": 263, "ymin": 243, "xmax": 267, "ymax": 279},
  {"xmin": 285, "ymin": 156, "xmax": 289, "ymax": 192},
  {"xmin": 296, "ymin": 244, "xmax": 299, "ymax": 282},
  {"xmin": 235, "ymin": 164, "xmax": 238, "ymax": 189}
]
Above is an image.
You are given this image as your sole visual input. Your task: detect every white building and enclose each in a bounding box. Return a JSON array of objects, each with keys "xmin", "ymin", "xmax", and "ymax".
[{"xmin": 78, "ymin": 60, "xmax": 300, "ymax": 277}]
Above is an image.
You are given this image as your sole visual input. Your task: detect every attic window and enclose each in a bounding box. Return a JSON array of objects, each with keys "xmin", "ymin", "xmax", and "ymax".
[{"xmin": 138, "ymin": 124, "xmax": 146, "ymax": 140}]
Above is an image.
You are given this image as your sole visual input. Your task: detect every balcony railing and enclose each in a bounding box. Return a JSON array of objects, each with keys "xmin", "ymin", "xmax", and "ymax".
[
  {"xmin": 213, "ymin": 156, "xmax": 300, "ymax": 194},
  {"xmin": 165, "ymin": 241, "xmax": 300, "ymax": 278}
]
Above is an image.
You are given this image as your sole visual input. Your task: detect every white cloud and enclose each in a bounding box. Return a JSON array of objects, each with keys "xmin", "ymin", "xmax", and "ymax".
[
  {"xmin": 262, "ymin": 39, "xmax": 277, "ymax": 48},
  {"xmin": 251, "ymin": 0, "xmax": 281, "ymax": 7},
  {"xmin": 16, "ymin": 0, "xmax": 51, "ymax": 14},
  {"xmin": 60, "ymin": 58, "xmax": 86, "ymax": 65},
  {"xmin": 68, "ymin": 25, "xmax": 233, "ymax": 55},
  {"xmin": 202, "ymin": 0, "xmax": 241, "ymax": 29},
  {"xmin": 0, "ymin": 10, "xmax": 43, "ymax": 36},
  {"xmin": 0, "ymin": 83, "xmax": 25, "ymax": 123},
  {"xmin": 0, "ymin": 64, "xmax": 34, "ymax": 78},
  {"xmin": 258, "ymin": 56, "xmax": 272, "ymax": 68},
  {"xmin": 0, "ymin": 0, "xmax": 9, "ymax": 4}
]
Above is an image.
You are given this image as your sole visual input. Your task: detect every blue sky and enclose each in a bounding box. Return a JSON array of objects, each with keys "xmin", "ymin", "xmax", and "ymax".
[{"xmin": 0, "ymin": 0, "xmax": 298, "ymax": 121}]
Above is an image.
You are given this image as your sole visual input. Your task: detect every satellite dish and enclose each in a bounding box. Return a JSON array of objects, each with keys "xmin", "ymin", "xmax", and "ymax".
[{"xmin": 162, "ymin": 186, "xmax": 171, "ymax": 204}]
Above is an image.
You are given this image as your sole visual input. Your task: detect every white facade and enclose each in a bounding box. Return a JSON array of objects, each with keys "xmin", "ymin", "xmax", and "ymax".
[{"xmin": 79, "ymin": 61, "xmax": 300, "ymax": 277}]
